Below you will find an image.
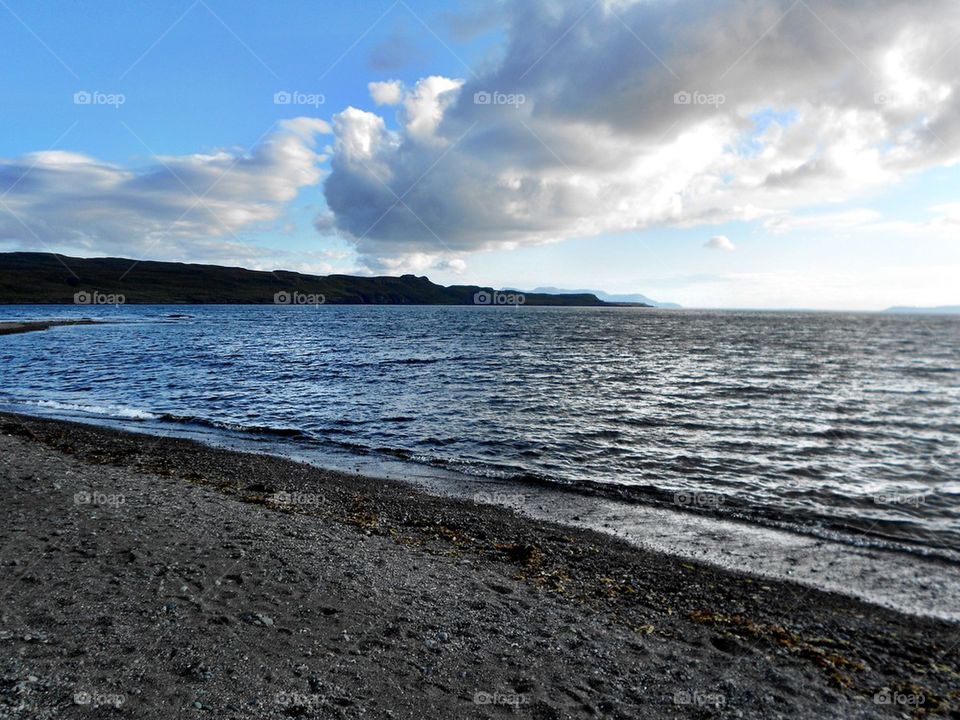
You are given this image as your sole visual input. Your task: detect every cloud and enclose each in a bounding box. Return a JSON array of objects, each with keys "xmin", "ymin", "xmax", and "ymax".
[
  {"xmin": 706, "ymin": 235, "xmax": 736, "ymax": 252},
  {"xmin": 0, "ymin": 119, "xmax": 331, "ymax": 262},
  {"xmin": 367, "ymin": 27, "xmax": 427, "ymax": 71},
  {"xmin": 441, "ymin": 2, "xmax": 509, "ymax": 42},
  {"xmin": 322, "ymin": 0, "xmax": 960, "ymax": 270},
  {"xmin": 928, "ymin": 203, "xmax": 960, "ymax": 226},
  {"xmin": 763, "ymin": 204, "xmax": 960, "ymax": 237},
  {"xmin": 369, "ymin": 80, "xmax": 404, "ymax": 106},
  {"xmin": 763, "ymin": 209, "xmax": 883, "ymax": 234},
  {"xmin": 399, "ymin": 76, "xmax": 464, "ymax": 145},
  {"xmin": 431, "ymin": 256, "xmax": 467, "ymax": 273}
]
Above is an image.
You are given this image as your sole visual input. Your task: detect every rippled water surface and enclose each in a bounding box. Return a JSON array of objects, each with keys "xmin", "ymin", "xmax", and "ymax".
[{"xmin": 1, "ymin": 305, "xmax": 957, "ymax": 557}]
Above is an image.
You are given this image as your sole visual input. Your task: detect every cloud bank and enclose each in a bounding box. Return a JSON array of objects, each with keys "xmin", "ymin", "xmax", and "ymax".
[
  {"xmin": 322, "ymin": 0, "xmax": 960, "ymax": 271},
  {"xmin": 0, "ymin": 118, "xmax": 330, "ymax": 264}
]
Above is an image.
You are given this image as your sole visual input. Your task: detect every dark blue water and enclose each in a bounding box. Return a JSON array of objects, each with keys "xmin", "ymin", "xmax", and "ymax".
[{"xmin": 1, "ymin": 305, "xmax": 957, "ymax": 559}]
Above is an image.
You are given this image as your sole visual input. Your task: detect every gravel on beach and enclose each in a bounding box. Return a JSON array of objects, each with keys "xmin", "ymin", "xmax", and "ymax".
[{"xmin": 0, "ymin": 412, "xmax": 957, "ymax": 719}]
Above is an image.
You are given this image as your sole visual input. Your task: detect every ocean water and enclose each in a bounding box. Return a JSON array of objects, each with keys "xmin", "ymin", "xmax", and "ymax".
[{"xmin": 1, "ymin": 305, "xmax": 958, "ymax": 563}]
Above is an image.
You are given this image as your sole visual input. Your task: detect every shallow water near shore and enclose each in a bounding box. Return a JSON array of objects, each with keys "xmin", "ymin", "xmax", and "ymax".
[{"xmin": 0, "ymin": 304, "xmax": 958, "ymax": 616}]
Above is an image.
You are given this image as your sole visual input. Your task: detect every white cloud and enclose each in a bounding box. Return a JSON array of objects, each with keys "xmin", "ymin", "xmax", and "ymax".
[
  {"xmin": 764, "ymin": 204, "xmax": 960, "ymax": 237},
  {"xmin": 928, "ymin": 203, "xmax": 960, "ymax": 225},
  {"xmin": 432, "ymin": 256, "xmax": 467, "ymax": 273},
  {"xmin": 322, "ymin": 0, "xmax": 960, "ymax": 270},
  {"xmin": 763, "ymin": 209, "xmax": 883, "ymax": 234},
  {"xmin": 705, "ymin": 235, "xmax": 736, "ymax": 252},
  {"xmin": 400, "ymin": 76, "xmax": 465, "ymax": 145},
  {"xmin": 368, "ymin": 80, "xmax": 404, "ymax": 105},
  {"xmin": 0, "ymin": 119, "xmax": 331, "ymax": 262}
]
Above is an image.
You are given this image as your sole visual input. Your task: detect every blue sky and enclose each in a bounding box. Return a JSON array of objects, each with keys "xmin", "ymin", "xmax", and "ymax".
[{"xmin": 1, "ymin": 0, "xmax": 958, "ymax": 309}]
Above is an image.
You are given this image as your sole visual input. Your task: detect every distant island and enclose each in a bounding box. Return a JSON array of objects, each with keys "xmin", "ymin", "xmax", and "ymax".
[
  {"xmin": 0, "ymin": 253, "xmax": 655, "ymax": 307},
  {"xmin": 884, "ymin": 305, "xmax": 960, "ymax": 315},
  {"xmin": 529, "ymin": 287, "xmax": 680, "ymax": 308}
]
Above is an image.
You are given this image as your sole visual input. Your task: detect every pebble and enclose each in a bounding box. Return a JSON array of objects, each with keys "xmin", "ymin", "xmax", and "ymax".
[{"xmin": 240, "ymin": 611, "xmax": 275, "ymax": 627}]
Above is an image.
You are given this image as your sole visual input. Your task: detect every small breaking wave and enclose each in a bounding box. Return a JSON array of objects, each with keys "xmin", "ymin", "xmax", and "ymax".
[
  {"xmin": 157, "ymin": 413, "xmax": 311, "ymax": 439},
  {"xmin": 28, "ymin": 399, "xmax": 160, "ymax": 421}
]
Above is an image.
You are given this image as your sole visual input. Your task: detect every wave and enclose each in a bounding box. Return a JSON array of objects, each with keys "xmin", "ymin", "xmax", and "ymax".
[
  {"xmin": 489, "ymin": 469, "xmax": 960, "ymax": 563},
  {"xmin": 4, "ymin": 395, "xmax": 956, "ymax": 563},
  {"xmin": 27, "ymin": 399, "xmax": 161, "ymax": 421},
  {"xmin": 1, "ymin": 399, "xmax": 309, "ymax": 440},
  {"xmin": 157, "ymin": 413, "xmax": 311, "ymax": 439}
]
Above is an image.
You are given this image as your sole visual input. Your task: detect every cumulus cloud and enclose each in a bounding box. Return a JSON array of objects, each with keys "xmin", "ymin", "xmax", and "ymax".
[
  {"xmin": 369, "ymin": 80, "xmax": 404, "ymax": 106},
  {"xmin": 0, "ymin": 118, "xmax": 331, "ymax": 262},
  {"xmin": 706, "ymin": 235, "xmax": 736, "ymax": 252},
  {"xmin": 322, "ymin": 0, "xmax": 960, "ymax": 271}
]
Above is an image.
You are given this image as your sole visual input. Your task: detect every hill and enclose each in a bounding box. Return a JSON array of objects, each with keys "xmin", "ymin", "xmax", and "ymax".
[{"xmin": 0, "ymin": 253, "xmax": 612, "ymax": 306}]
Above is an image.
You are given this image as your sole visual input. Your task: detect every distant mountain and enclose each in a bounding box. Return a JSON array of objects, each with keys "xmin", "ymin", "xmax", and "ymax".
[
  {"xmin": 0, "ymin": 253, "xmax": 609, "ymax": 306},
  {"xmin": 884, "ymin": 305, "xmax": 960, "ymax": 315},
  {"xmin": 531, "ymin": 287, "xmax": 680, "ymax": 308}
]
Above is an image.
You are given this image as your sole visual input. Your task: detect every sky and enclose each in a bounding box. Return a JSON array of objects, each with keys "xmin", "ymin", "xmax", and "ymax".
[{"xmin": 0, "ymin": 0, "xmax": 958, "ymax": 310}]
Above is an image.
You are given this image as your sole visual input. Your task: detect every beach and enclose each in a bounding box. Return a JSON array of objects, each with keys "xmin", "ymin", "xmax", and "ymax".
[{"xmin": 1, "ymin": 412, "xmax": 957, "ymax": 718}]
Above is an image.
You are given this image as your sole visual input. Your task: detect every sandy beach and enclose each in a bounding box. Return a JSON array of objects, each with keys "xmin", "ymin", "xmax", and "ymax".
[{"xmin": 0, "ymin": 412, "xmax": 956, "ymax": 718}]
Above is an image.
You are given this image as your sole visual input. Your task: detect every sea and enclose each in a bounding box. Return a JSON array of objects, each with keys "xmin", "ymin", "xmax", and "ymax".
[{"xmin": 1, "ymin": 305, "xmax": 958, "ymax": 617}]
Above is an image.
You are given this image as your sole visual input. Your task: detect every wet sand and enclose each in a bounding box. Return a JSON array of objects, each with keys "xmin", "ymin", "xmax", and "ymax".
[{"xmin": 1, "ymin": 412, "xmax": 957, "ymax": 718}]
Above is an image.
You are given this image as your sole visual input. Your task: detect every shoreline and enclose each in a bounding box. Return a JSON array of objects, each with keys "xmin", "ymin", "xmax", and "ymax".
[
  {"xmin": 1, "ymin": 411, "xmax": 958, "ymax": 718},
  {"xmin": 3, "ymin": 404, "xmax": 957, "ymax": 622},
  {"xmin": 0, "ymin": 319, "xmax": 100, "ymax": 336}
]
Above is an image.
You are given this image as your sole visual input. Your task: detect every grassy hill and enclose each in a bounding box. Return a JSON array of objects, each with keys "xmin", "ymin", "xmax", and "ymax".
[{"xmin": 0, "ymin": 253, "xmax": 619, "ymax": 306}]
